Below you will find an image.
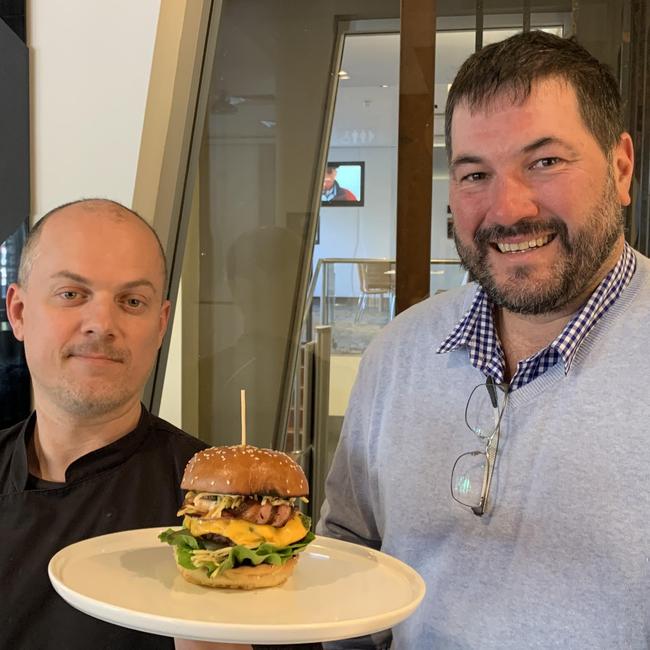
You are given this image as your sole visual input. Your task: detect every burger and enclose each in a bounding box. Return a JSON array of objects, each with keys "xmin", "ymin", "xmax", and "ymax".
[{"xmin": 159, "ymin": 445, "xmax": 315, "ymax": 589}]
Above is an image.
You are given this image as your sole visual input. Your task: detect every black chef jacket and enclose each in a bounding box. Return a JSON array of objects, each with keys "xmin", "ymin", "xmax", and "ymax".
[{"xmin": 0, "ymin": 406, "xmax": 206, "ymax": 650}]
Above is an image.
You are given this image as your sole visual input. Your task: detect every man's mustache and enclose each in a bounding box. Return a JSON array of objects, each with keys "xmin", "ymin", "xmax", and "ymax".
[{"xmin": 63, "ymin": 343, "xmax": 128, "ymax": 362}]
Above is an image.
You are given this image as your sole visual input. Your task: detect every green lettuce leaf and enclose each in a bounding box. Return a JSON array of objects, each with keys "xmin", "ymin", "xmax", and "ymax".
[
  {"xmin": 159, "ymin": 527, "xmax": 200, "ymax": 548},
  {"xmin": 158, "ymin": 527, "xmax": 316, "ymax": 575},
  {"xmin": 216, "ymin": 531, "xmax": 316, "ymax": 574},
  {"xmin": 158, "ymin": 528, "xmax": 202, "ymax": 570}
]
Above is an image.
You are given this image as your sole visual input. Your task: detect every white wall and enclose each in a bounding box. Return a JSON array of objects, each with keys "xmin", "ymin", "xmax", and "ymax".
[
  {"xmin": 160, "ymin": 285, "xmax": 183, "ymax": 426},
  {"xmin": 28, "ymin": 0, "xmax": 161, "ymax": 218},
  {"xmin": 329, "ymin": 354, "xmax": 361, "ymax": 417}
]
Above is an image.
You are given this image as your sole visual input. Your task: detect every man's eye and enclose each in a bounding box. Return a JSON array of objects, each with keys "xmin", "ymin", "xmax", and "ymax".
[
  {"xmin": 531, "ymin": 157, "xmax": 560, "ymax": 169},
  {"xmin": 461, "ymin": 172, "xmax": 487, "ymax": 182},
  {"xmin": 124, "ymin": 298, "xmax": 146, "ymax": 309},
  {"xmin": 61, "ymin": 291, "xmax": 79, "ymax": 300}
]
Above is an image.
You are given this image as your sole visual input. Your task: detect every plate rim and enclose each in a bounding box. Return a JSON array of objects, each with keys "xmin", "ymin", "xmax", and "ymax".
[{"xmin": 48, "ymin": 527, "xmax": 426, "ymax": 643}]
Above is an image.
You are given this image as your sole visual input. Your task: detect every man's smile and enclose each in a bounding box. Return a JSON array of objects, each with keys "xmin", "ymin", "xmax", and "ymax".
[{"xmin": 493, "ymin": 232, "xmax": 557, "ymax": 253}]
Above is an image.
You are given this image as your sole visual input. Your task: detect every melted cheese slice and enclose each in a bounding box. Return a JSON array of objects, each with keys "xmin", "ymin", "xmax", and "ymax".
[{"xmin": 183, "ymin": 512, "xmax": 308, "ymax": 547}]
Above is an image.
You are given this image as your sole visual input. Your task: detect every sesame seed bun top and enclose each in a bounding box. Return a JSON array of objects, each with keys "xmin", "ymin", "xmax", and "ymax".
[{"xmin": 181, "ymin": 445, "xmax": 309, "ymax": 497}]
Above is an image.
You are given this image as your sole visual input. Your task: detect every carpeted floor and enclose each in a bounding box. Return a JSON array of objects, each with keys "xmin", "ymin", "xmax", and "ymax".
[{"xmin": 310, "ymin": 297, "xmax": 391, "ymax": 354}]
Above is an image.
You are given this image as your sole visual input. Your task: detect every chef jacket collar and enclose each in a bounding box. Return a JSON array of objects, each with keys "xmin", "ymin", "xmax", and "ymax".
[{"xmin": 9, "ymin": 405, "xmax": 151, "ymax": 492}]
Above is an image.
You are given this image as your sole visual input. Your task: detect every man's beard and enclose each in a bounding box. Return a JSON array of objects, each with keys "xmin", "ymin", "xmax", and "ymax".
[
  {"xmin": 453, "ymin": 173, "xmax": 624, "ymax": 315},
  {"xmin": 49, "ymin": 382, "xmax": 135, "ymax": 418}
]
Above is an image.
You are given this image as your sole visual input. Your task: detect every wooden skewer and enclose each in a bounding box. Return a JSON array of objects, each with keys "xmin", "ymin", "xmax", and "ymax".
[{"xmin": 240, "ymin": 389, "xmax": 247, "ymax": 447}]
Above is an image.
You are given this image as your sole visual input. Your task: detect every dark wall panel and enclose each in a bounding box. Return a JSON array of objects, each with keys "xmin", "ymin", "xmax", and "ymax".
[
  {"xmin": 0, "ymin": 0, "xmax": 25, "ymax": 40},
  {"xmin": 0, "ymin": 9, "xmax": 28, "ymax": 243},
  {"xmin": 0, "ymin": 0, "xmax": 30, "ymax": 427}
]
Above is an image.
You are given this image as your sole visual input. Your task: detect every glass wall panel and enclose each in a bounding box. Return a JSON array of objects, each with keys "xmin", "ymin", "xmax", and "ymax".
[
  {"xmin": 193, "ymin": 1, "xmax": 399, "ymax": 448},
  {"xmin": 430, "ymin": 0, "xmax": 649, "ymax": 263},
  {"xmin": 316, "ymin": 27, "xmax": 399, "ymax": 357}
]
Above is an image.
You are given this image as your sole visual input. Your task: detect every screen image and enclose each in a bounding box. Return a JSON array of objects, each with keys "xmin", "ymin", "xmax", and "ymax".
[{"xmin": 321, "ymin": 161, "xmax": 364, "ymax": 207}]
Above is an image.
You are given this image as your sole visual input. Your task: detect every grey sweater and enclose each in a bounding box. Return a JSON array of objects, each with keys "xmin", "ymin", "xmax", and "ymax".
[{"xmin": 318, "ymin": 252, "xmax": 650, "ymax": 649}]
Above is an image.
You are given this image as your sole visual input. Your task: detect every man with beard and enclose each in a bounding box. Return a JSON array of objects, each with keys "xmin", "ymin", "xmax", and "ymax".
[
  {"xmin": 318, "ymin": 31, "xmax": 649, "ymax": 649},
  {"xmin": 0, "ymin": 199, "xmax": 249, "ymax": 650}
]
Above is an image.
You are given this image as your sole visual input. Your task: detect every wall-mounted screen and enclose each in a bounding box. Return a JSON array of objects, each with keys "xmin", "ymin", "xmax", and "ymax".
[{"xmin": 321, "ymin": 161, "xmax": 364, "ymax": 207}]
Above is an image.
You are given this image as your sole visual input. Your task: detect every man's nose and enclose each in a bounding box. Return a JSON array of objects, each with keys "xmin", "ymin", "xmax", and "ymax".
[
  {"xmin": 81, "ymin": 299, "xmax": 118, "ymax": 337},
  {"xmin": 485, "ymin": 174, "xmax": 538, "ymax": 225}
]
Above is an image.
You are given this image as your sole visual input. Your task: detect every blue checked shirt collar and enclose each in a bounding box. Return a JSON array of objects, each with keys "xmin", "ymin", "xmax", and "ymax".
[{"xmin": 437, "ymin": 242, "xmax": 636, "ymax": 390}]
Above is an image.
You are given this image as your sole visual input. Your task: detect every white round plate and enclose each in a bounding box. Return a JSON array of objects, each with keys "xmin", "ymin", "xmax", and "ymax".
[{"xmin": 48, "ymin": 528, "xmax": 425, "ymax": 644}]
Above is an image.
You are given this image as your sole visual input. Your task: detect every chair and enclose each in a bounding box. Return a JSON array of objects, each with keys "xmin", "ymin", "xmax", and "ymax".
[{"xmin": 355, "ymin": 261, "xmax": 395, "ymax": 322}]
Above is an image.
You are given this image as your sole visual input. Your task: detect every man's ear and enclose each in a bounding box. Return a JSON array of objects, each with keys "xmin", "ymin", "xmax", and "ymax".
[
  {"xmin": 6, "ymin": 284, "xmax": 26, "ymax": 341},
  {"xmin": 613, "ymin": 132, "xmax": 634, "ymax": 206},
  {"xmin": 157, "ymin": 299, "xmax": 172, "ymax": 347}
]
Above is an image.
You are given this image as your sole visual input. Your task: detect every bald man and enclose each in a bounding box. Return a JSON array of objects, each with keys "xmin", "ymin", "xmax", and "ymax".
[{"xmin": 0, "ymin": 200, "xmax": 249, "ymax": 650}]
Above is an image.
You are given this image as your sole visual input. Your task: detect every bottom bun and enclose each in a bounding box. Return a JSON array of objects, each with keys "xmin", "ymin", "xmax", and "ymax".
[{"xmin": 175, "ymin": 552, "xmax": 299, "ymax": 589}]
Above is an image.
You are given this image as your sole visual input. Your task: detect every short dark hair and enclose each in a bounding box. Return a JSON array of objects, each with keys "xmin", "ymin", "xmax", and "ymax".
[
  {"xmin": 445, "ymin": 30, "xmax": 624, "ymax": 158},
  {"xmin": 18, "ymin": 198, "xmax": 168, "ymax": 288}
]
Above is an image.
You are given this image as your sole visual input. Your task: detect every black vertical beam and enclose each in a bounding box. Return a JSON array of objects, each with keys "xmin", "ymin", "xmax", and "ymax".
[
  {"xmin": 627, "ymin": 0, "xmax": 650, "ymax": 255},
  {"xmin": 523, "ymin": 0, "xmax": 531, "ymax": 32},
  {"xmin": 0, "ymin": 0, "xmax": 25, "ymax": 40}
]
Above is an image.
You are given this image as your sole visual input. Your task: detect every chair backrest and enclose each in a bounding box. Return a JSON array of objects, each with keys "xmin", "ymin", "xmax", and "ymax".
[{"xmin": 358, "ymin": 261, "xmax": 394, "ymax": 293}]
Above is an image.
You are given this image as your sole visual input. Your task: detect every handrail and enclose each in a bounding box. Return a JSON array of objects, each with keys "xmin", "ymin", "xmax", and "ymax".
[
  {"xmin": 302, "ymin": 257, "xmax": 463, "ymax": 331},
  {"xmin": 305, "ymin": 258, "xmax": 324, "ymax": 319},
  {"xmin": 314, "ymin": 257, "xmax": 462, "ymax": 264}
]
